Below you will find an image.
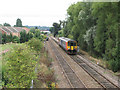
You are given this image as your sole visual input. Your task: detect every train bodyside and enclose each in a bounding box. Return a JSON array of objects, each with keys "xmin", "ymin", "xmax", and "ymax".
[{"xmin": 59, "ymin": 37, "xmax": 77, "ymax": 54}]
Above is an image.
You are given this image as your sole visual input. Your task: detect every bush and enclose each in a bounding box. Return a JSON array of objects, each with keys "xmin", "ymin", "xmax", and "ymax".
[
  {"xmin": 20, "ymin": 30, "xmax": 27, "ymax": 43},
  {"xmin": 3, "ymin": 44, "xmax": 37, "ymax": 88},
  {"xmin": 27, "ymin": 38, "xmax": 43, "ymax": 53},
  {"xmin": 12, "ymin": 36, "xmax": 20, "ymax": 43},
  {"xmin": 37, "ymin": 63, "xmax": 55, "ymax": 83},
  {"xmin": 108, "ymin": 59, "xmax": 120, "ymax": 72}
]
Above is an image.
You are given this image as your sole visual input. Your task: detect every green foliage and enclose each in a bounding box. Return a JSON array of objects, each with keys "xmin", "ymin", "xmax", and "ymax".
[
  {"xmin": 108, "ymin": 59, "xmax": 120, "ymax": 72},
  {"xmin": 12, "ymin": 36, "xmax": 20, "ymax": 43},
  {"xmin": 67, "ymin": 34, "xmax": 73, "ymax": 39},
  {"xmin": 20, "ymin": 30, "xmax": 27, "ymax": 43},
  {"xmin": 27, "ymin": 38, "xmax": 43, "ymax": 53},
  {"xmin": 29, "ymin": 28, "xmax": 43, "ymax": 41},
  {"xmin": 26, "ymin": 32, "xmax": 33, "ymax": 41},
  {"xmin": 1, "ymin": 33, "xmax": 20, "ymax": 44},
  {"xmin": 6, "ymin": 33, "xmax": 13, "ymax": 43},
  {"xmin": 84, "ymin": 26, "xmax": 96, "ymax": 55},
  {"xmin": 34, "ymin": 29, "xmax": 42, "ymax": 40},
  {"xmin": 20, "ymin": 28, "xmax": 43, "ymax": 43},
  {"xmin": 3, "ymin": 23, "xmax": 11, "ymax": 26},
  {"xmin": 16, "ymin": 18, "xmax": 22, "ymax": 27},
  {"xmin": 60, "ymin": 2, "xmax": 120, "ymax": 72},
  {"xmin": 2, "ymin": 34, "xmax": 7, "ymax": 44},
  {"xmin": 49, "ymin": 27, "xmax": 54, "ymax": 33},
  {"xmin": 2, "ymin": 33, "xmax": 14, "ymax": 44},
  {"xmin": 42, "ymin": 35, "xmax": 47, "ymax": 40},
  {"xmin": 29, "ymin": 28, "xmax": 36, "ymax": 34},
  {"xmin": 3, "ymin": 44, "xmax": 37, "ymax": 88},
  {"xmin": 51, "ymin": 22, "xmax": 61, "ymax": 37},
  {"xmin": 58, "ymin": 29, "xmax": 63, "ymax": 37}
]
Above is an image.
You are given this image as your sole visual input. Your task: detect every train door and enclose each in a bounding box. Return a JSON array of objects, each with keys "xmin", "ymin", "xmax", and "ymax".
[{"xmin": 68, "ymin": 41, "xmax": 74, "ymax": 50}]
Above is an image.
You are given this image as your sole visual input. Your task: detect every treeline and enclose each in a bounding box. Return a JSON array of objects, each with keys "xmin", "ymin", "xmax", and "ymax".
[
  {"xmin": 2, "ymin": 18, "xmax": 23, "ymax": 27},
  {"xmin": 0, "ymin": 28, "xmax": 44, "ymax": 44},
  {"xmin": 50, "ymin": 2, "xmax": 120, "ymax": 72}
]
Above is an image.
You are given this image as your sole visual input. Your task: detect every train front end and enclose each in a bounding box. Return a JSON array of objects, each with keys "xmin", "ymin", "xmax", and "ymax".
[{"xmin": 67, "ymin": 41, "xmax": 77, "ymax": 54}]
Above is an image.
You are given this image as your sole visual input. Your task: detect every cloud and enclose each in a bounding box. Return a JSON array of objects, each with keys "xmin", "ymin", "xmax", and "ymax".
[{"xmin": 0, "ymin": 0, "xmax": 81, "ymax": 26}]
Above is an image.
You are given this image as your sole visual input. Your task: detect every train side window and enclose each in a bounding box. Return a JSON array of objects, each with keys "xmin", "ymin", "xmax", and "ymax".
[{"xmin": 61, "ymin": 40, "xmax": 63, "ymax": 44}]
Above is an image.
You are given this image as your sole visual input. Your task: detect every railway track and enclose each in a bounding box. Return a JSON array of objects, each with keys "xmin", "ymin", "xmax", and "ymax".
[
  {"xmin": 70, "ymin": 55, "xmax": 119, "ymax": 89},
  {"xmin": 49, "ymin": 38, "xmax": 86, "ymax": 88},
  {"xmin": 51, "ymin": 36, "xmax": 119, "ymax": 89}
]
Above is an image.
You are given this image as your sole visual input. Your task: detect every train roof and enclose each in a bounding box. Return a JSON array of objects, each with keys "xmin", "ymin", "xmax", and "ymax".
[{"xmin": 59, "ymin": 37, "xmax": 75, "ymax": 42}]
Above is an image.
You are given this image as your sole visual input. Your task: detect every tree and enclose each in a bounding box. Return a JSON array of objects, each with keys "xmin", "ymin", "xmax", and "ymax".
[
  {"xmin": 6, "ymin": 33, "xmax": 13, "ymax": 43},
  {"xmin": 84, "ymin": 26, "xmax": 96, "ymax": 55},
  {"xmin": 16, "ymin": 18, "xmax": 22, "ymax": 27},
  {"xmin": 26, "ymin": 32, "xmax": 33, "ymax": 41},
  {"xmin": 49, "ymin": 27, "xmax": 54, "ymax": 34},
  {"xmin": 29, "ymin": 28, "xmax": 36, "ymax": 34},
  {"xmin": 61, "ymin": 2, "xmax": 120, "ymax": 72},
  {"xmin": 20, "ymin": 30, "xmax": 27, "ymax": 43},
  {"xmin": 12, "ymin": 36, "xmax": 20, "ymax": 43},
  {"xmin": 35, "ymin": 27, "xmax": 38, "ymax": 29},
  {"xmin": 34, "ymin": 29, "xmax": 42, "ymax": 40},
  {"xmin": 3, "ymin": 23, "xmax": 11, "ymax": 26},
  {"xmin": 2, "ymin": 34, "xmax": 7, "ymax": 44},
  {"xmin": 52, "ymin": 22, "xmax": 61, "ymax": 37}
]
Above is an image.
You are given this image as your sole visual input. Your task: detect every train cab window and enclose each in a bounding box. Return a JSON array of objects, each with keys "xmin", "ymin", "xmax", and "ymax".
[
  {"xmin": 73, "ymin": 42, "xmax": 76, "ymax": 46},
  {"xmin": 71, "ymin": 43, "xmax": 73, "ymax": 46},
  {"xmin": 68, "ymin": 41, "xmax": 76, "ymax": 46},
  {"xmin": 68, "ymin": 42, "xmax": 70, "ymax": 46}
]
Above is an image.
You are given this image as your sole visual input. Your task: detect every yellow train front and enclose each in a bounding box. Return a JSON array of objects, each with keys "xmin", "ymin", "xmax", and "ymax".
[{"xmin": 58, "ymin": 37, "xmax": 77, "ymax": 54}]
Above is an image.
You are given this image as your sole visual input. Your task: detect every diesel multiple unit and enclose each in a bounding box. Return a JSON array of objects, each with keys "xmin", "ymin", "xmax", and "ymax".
[{"xmin": 58, "ymin": 37, "xmax": 77, "ymax": 54}]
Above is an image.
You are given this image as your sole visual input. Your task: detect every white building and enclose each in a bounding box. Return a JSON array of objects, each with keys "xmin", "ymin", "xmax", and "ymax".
[{"xmin": 40, "ymin": 30, "xmax": 51, "ymax": 34}]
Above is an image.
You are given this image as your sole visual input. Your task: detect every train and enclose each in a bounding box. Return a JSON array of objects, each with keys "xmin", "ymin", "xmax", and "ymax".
[{"xmin": 58, "ymin": 37, "xmax": 78, "ymax": 54}]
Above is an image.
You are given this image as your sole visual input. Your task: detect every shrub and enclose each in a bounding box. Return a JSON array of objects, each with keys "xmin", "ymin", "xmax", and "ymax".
[
  {"xmin": 3, "ymin": 44, "xmax": 37, "ymax": 88},
  {"xmin": 27, "ymin": 38, "xmax": 43, "ymax": 53},
  {"xmin": 39, "ymin": 53, "xmax": 52, "ymax": 67},
  {"xmin": 12, "ymin": 36, "xmax": 20, "ymax": 43},
  {"xmin": 37, "ymin": 63, "xmax": 55, "ymax": 83},
  {"xmin": 108, "ymin": 59, "xmax": 120, "ymax": 72},
  {"xmin": 20, "ymin": 30, "xmax": 27, "ymax": 43}
]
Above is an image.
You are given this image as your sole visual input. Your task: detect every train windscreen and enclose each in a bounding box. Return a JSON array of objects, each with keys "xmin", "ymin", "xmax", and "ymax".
[{"xmin": 68, "ymin": 41, "xmax": 76, "ymax": 46}]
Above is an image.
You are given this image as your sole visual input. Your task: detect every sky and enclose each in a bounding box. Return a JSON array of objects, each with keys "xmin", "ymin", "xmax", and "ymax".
[{"xmin": 0, "ymin": 0, "xmax": 82, "ymax": 27}]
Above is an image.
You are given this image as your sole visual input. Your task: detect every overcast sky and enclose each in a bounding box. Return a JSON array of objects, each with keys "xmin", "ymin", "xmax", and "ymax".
[{"xmin": 0, "ymin": 0, "xmax": 82, "ymax": 27}]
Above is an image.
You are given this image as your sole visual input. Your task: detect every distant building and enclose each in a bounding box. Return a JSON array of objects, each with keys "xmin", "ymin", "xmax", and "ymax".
[
  {"xmin": 40, "ymin": 30, "xmax": 50, "ymax": 34},
  {"xmin": 0, "ymin": 26, "xmax": 30, "ymax": 37}
]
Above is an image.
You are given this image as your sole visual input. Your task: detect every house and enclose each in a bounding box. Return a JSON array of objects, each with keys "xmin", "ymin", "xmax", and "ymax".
[
  {"xmin": 0, "ymin": 27, "xmax": 10, "ymax": 35},
  {"xmin": 0, "ymin": 26, "xmax": 30, "ymax": 37},
  {"xmin": 22, "ymin": 27, "xmax": 30, "ymax": 33}
]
